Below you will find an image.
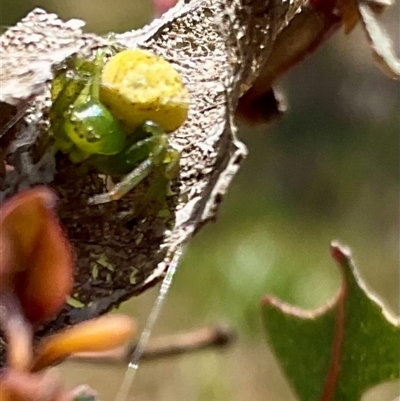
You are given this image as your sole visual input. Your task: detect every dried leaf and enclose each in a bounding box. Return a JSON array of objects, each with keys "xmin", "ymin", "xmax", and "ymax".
[
  {"xmin": 337, "ymin": 0, "xmax": 361, "ymax": 33},
  {"xmin": 0, "ymin": 1, "xmax": 303, "ymax": 337},
  {"xmin": 0, "ymin": 0, "xmax": 397, "ymax": 353},
  {"xmin": 359, "ymin": 2, "xmax": 400, "ymax": 79},
  {"xmin": 237, "ymin": 0, "xmax": 342, "ymax": 122}
]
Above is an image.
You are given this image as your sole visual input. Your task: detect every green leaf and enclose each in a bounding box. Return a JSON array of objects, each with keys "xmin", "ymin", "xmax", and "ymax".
[{"xmin": 261, "ymin": 241, "xmax": 399, "ymax": 401}]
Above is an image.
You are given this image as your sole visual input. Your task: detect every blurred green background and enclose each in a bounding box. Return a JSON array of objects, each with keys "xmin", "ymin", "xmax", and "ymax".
[{"xmin": 1, "ymin": 1, "xmax": 399, "ymax": 400}]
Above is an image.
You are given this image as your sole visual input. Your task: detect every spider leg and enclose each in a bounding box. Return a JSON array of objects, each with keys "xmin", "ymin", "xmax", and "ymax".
[{"xmin": 88, "ymin": 134, "xmax": 170, "ymax": 205}]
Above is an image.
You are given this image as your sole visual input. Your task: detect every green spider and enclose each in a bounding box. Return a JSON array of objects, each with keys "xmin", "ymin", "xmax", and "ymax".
[{"xmin": 49, "ymin": 49, "xmax": 189, "ymax": 206}]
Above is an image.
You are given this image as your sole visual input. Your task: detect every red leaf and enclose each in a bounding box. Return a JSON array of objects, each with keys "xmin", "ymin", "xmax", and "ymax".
[{"xmin": 0, "ymin": 187, "xmax": 74, "ymax": 324}]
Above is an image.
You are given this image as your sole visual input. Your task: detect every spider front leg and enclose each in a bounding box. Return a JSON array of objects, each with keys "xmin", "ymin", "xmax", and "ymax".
[{"xmin": 88, "ymin": 121, "xmax": 180, "ymax": 205}]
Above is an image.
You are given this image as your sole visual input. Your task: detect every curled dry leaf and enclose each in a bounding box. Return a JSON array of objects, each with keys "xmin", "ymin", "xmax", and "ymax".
[
  {"xmin": 238, "ymin": 0, "xmax": 399, "ymax": 122},
  {"xmin": 334, "ymin": 0, "xmax": 400, "ymax": 79},
  {"xmin": 0, "ymin": 0, "xmax": 398, "ymax": 354},
  {"xmin": 337, "ymin": 0, "xmax": 361, "ymax": 33},
  {"xmin": 0, "ymin": 186, "xmax": 73, "ymax": 324},
  {"xmin": 0, "ymin": 1, "xmax": 307, "ymax": 339},
  {"xmin": 237, "ymin": 0, "xmax": 342, "ymax": 123},
  {"xmin": 358, "ymin": 2, "xmax": 400, "ymax": 79}
]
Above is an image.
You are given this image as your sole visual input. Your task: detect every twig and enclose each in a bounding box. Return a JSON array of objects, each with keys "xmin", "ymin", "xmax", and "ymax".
[{"xmin": 67, "ymin": 323, "xmax": 236, "ymax": 365}]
